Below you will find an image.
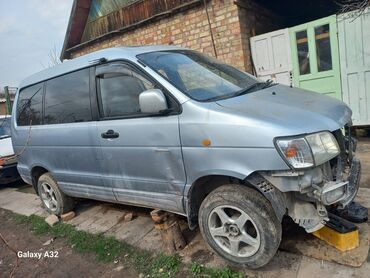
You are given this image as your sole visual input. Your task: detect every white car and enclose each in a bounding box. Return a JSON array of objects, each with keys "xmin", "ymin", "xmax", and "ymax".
[{"xmin": 0, "ymin": 115, "xmax": 19, "ymax": 184}]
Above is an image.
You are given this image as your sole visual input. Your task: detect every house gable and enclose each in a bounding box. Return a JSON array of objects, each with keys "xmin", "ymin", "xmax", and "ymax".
[{"xmin": 61, "ymin": 0, "xmax": 204, "ymax": 60}]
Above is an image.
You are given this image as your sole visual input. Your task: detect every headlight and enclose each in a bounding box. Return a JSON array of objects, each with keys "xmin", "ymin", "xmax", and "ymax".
[
  {"xmin": 306, "ymin": 132, "xmax": 340, "ymax": 165},
  {"xmin": 275, "ymin": 131, "xmax": 340, "ymax": 169}
]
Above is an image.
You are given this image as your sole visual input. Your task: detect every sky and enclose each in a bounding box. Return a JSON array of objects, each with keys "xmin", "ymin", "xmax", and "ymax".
[{"xmin": 0, "ymin": 0, "xmax": 74, "ymax": 89}]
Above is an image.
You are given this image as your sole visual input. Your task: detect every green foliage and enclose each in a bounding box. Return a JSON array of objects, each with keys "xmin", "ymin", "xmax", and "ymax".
[
  {"xmin": 189, "ymin": 262, "xmax": 245, "ymax": 278},
  {"xmin": 147, "ymin": 254, "xmax": 182, "ymax": 278},
  {"xmin": 13, "ymin": 214, "xmax": 50, "ymax": 235}
]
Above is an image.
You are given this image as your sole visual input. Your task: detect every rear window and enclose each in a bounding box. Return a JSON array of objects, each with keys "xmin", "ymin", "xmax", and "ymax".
[
  {"xmin": 44, "ymin": 69, "xmax": 92, "ymax": 124},
  {"xmin": 17, "ymin": 83, "xmax": 43, "ymax": 126}
]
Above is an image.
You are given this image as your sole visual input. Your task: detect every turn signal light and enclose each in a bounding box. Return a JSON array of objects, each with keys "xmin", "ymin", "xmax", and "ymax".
[{"xmin": 285, "ymin": 146, "xmax": 297, "ymax": 158}]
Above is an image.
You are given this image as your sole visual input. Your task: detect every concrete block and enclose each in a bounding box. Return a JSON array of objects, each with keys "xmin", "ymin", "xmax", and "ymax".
[
  {"xmin": 123, "ymin": 212, "xmax": 136, "ymax": 222},
  {"xmin": 45, "ymin": 214, "xmax": 59, "ymax": 227},
  {"xmin": 61, "ymin": 211, "xmax": 75, "ymax": 222}
]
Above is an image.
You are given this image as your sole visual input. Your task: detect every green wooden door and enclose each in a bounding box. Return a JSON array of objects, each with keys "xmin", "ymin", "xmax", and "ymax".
[{"xmin": 289, "ymin": 15, "xmax": 342, "ymax": 99}]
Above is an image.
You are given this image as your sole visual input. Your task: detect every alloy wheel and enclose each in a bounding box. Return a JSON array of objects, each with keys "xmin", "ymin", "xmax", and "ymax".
[
  {"xmin": 40, "ymin": 182, "xmax": 58, "ymax": 212},
  {"xmin": 208, "ymin": 205, "xmax": 261, "ymax": 257}
]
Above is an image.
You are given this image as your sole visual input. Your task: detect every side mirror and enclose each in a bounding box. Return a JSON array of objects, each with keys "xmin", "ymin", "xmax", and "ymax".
[{"xmin": 139, "ymin": 89, "xmax": 168, "ymax": 114}]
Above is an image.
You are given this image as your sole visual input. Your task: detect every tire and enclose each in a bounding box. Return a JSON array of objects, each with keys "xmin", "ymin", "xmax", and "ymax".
[
  {"xmin": 37, "ymin": 173, "xmax": 74, "ymax": 216},
  {"xmin": 198, "ymin": 184, "xmax": 281, "ymax": 269}
]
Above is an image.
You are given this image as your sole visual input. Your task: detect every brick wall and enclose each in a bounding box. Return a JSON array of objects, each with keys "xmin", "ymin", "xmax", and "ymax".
[
  {"xmin": 0, "ymin": 102, "xmax": 14, "ymax": 115},
  {"xmin": 69, "ymin": 0, "xmax": 250, "ymax": 72},
  {"xmin": 0, "ymin": 103, "xmax": 7, "ymax": 115},
  {"xmin": 237, "ymin": 1, "xmax": 283, "ymax": 73}
]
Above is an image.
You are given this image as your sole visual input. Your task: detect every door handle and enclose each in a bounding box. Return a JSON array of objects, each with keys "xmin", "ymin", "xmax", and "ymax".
[
  {"xmin": 101, "ymin": 129, "xmax": 119, "ymax": 139},
  {"xmin": 155, "ymin": 148, "xmax": 170, "ymax": 153}
]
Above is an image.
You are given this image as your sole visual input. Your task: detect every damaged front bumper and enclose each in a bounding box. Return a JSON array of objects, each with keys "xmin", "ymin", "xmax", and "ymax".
[
  {"xmin": 287, "ymin": 156, "xmax": 360, "ymax": 232},
  {"xmin": 258, "ymin": 128, "xmax": 361, "ymax": 233},
  {"xmin": 313, "ymin": 157, "xmax": 361, "ymax": 208}
]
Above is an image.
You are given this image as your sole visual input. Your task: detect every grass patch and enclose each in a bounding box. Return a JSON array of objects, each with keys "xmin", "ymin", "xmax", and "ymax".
[
  {"xmin": 189, "ymin": 262, "xmax": 244, "ymax": 278},
  {"xmin": 11, "ymin": 213, "xmax": 181, "ymax": 276},
  {"xmin": 147, "ymin": 253, "xmax": 182, "ymax": 278},
  {"xmin": 11, "ymin": 213, "xmax": 245, "ymax": 278}
]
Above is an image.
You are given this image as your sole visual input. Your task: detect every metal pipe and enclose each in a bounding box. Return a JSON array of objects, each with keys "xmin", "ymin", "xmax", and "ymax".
[{"xmin": 203, "ymin": 0, "xmax": 218, "ymax": 58}]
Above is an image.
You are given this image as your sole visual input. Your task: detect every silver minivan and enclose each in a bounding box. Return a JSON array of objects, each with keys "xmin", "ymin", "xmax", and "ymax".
[{"xmin": 12, "ymin": 46, "xmax": 360, "ymax": 268}]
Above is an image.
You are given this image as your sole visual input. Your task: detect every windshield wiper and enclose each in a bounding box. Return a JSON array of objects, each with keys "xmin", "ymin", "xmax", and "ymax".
[
  {"xmin": 260, "ymin": 79, "xmax": 275, "ymax": 89},
  {"xmin": 236, "ymin": 83, "xmax": 262, "ymax": 96},
  {"xmin": 203, "ymin": 80, "xmax": 276, "ymax": 102},
  {"xmin": 234, "ymin": 80, "xmax": 276, "ymax": 97}
]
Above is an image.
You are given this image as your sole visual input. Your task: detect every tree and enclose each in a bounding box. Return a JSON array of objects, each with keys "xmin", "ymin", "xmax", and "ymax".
[
  {"xmin": 41, "ymin": 44, "xmax": 62, "ymax": 68},
  {"xmin": 337, "ymin": 0, "xmax": 370, "ymax": 14}
]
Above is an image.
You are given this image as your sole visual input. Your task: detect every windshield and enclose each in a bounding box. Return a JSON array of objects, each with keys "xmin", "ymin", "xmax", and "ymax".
[
  {"xmin": 137, "ymin": 50, "xmax": 261, "ymax": 101},
  {"xmin": 0, "ymin": 117, "xmax": 11, "ymax": 137}
]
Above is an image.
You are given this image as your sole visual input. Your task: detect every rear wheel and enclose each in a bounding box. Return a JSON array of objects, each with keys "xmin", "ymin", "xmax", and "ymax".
[
  {"xmin": 37, "ymin": 173, "xmax": 74, "ymax": 216},
  {"xmin": 198, "ymin": 184, "xmax": 281, "ymax": 269}
]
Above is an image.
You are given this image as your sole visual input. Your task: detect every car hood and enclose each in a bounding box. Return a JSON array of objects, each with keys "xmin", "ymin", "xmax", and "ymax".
[
  {"xmin": 215, "ymin": 84, "xmax": 352, "ymax": 135},
  {"xmin": 0, "ymin": 137, "xmax": 15, "ymax": 157}
]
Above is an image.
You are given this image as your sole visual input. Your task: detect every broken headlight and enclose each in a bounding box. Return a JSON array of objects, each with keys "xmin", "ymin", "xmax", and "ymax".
[{"xmin": 275, "ymin": 131, "xmax": 340, "ymax": 169}]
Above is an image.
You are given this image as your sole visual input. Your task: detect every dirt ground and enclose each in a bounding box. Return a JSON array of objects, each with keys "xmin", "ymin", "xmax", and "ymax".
[
  {"xmin": 357, "ymin": 137, "xmax": 370, "ymax": 189},
  {"xmin": 0, "ymin": 209, "xmax": 139, "ymax": 278}
]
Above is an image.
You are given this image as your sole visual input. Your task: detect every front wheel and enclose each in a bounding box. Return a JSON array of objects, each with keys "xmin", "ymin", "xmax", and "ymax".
[{"xmin": 198, "ymin": 184, "xmax": 281, "ymax": 269}]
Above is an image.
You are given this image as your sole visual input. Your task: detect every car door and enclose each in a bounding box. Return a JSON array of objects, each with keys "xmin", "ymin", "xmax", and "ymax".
[
  {"xmin": 40, "ymin": 68, "xmax": 110, "ymax": 200},
  {"xmin": 95, "ymin": 62, "xmax": 186, "ymax": 213}
]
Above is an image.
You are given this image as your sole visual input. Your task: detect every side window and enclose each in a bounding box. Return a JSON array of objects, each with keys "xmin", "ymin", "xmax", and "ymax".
[
  {"xmin": 98, "ymin": 67, "xmax": 155, "ymax": 118},
  {"xmin": 17, "ymin": 83, "xmax": 43, "ymax": 126},
  {"xmin": 44, "ymin": 68, "xmax": 91, "ymax": 124}
]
